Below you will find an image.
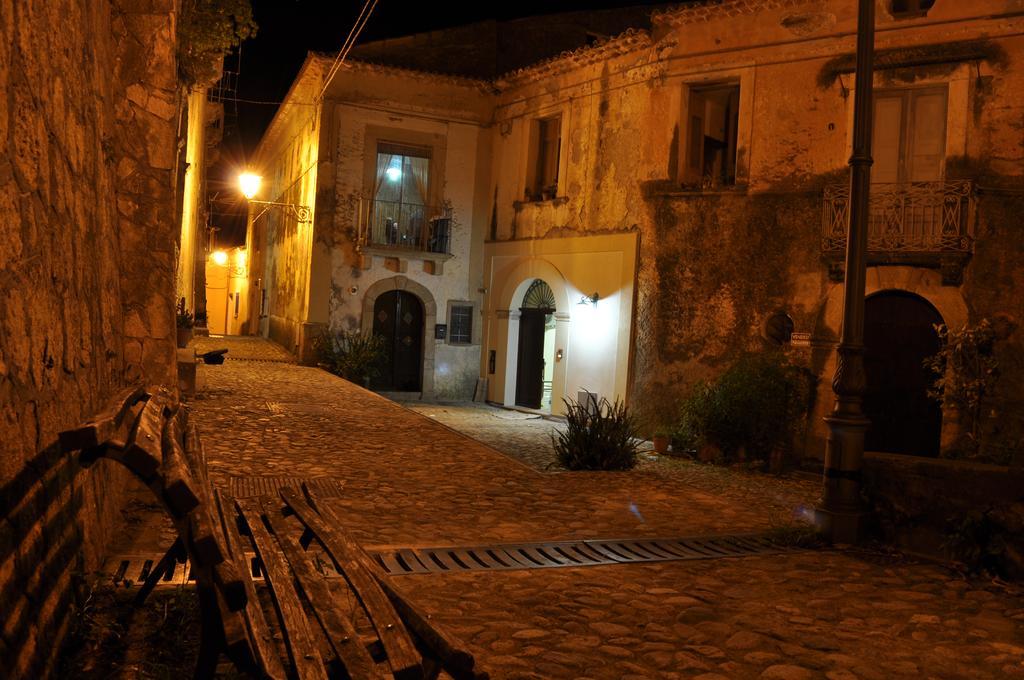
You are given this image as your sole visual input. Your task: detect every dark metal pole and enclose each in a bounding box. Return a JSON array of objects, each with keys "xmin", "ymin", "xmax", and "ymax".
[{"xmin": 817, "ymin": 0, "xmax": 875, "ymax": 543}]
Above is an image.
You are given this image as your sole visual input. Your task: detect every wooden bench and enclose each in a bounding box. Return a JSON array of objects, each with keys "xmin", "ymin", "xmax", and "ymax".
[{"xmin": 60, "ymin": 385, "xmax": 488, "ymax": 679}]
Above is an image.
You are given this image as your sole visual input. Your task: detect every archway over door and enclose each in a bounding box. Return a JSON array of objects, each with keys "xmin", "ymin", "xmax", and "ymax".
[
  {"xmin": 515, "ymin": 279, "xmax": 557, "ymax": 410},
  {"xmin": 371, "ymin": 290, "xmax": 423, "ymax": 392},
  {"xmin": 864, "ymin": 291, "xmax": 944, "ymax": 457}
]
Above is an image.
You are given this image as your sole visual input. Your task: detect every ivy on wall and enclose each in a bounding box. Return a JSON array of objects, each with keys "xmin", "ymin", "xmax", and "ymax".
[{"xmin": 177, "ymin": 0, "xmax": 257, "ymax": 87}]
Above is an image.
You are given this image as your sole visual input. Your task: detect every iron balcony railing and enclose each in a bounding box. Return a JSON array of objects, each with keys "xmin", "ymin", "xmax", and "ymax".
[
  {"xmin": 822, "ymin": 180, "xmax": 976, "ymax": 255},
  {"xmin": 356, "ymin": 199, "xmax": 452, "ymax": 255}
]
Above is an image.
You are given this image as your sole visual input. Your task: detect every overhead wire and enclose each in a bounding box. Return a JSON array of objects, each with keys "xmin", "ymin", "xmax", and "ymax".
[{"xmin": 317, "ymin": 0, "xmax": 380, "ymax": 101}]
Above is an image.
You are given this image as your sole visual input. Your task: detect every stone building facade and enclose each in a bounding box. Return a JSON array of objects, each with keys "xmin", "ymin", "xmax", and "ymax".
[
  {"xmin": 245, "ymin": 57, "xmax": 494, "ymax": 399},
  {"xmin": 0, "ymin": 1, "xmax": 183, "ymax": 676},
  {"xmin": 252, "ymin": 0, "xmax": 1023, "ymax": 457}
]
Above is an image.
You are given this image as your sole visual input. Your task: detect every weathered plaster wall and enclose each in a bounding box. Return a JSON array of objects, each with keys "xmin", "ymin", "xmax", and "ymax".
[
  {"xmin": 177, "ymin": 88, "xmax": 208, "ymax": 314},
  {"xmin": 251, "ymin": 59, "xmax": 324, "ymax": 357},
  {"xmin": 0, "ymin": 1, "xmax": 180, "ymax": 676},
  {"xmin": 315, "ymin": 64, "xmax": 494, "ymax": 398},
  {"xmin": 485, "ymin": 0, "xmax": 1024, "ymax": 455}
]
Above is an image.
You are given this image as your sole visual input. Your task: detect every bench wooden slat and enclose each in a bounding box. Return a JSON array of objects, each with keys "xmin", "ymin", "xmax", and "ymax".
[
  {"xmin": 281, "ymin": 487, "xmax": 428, "ymax": 680},
  {"xmin": 214, "ymin": 490, "xmax": 288, "ymax": 680},
  {"xmin": 160, "ymin": 411, "xmax": 200, "ymax": 517},
  {"xmin": 302, "ymin": 486, "xmax": 488, "ymax": 680},
  {"xmin": 236, "ymin": 497, "xmax": 329, "ymax": 680},
  {"xmin": 123, "ymin": 393, "xmax": 168, "ymax": 481},
  {"xmin": 260, "ymin": 498, "xmax": 384, "ymax": 679},
  {"xmin": 58, "ymin": 385, "xmax": 147, "ymax": 452}
]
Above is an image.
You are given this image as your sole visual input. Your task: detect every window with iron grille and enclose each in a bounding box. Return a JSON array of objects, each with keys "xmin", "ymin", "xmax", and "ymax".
[{"xmin": 449, "ymin": 305, "xmax": 473, "ymax": 344}]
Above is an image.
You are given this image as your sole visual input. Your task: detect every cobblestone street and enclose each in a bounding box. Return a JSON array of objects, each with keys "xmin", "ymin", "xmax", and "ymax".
[{"xmin": 188, "ymin": 339, "xmax": 1024, "ymax": 679}]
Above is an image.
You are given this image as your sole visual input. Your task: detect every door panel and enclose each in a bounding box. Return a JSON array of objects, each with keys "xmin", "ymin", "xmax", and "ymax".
[
  {"xmin": 515, "ymin": 310, "xmax": 547, "ymax": 409},
  {"xmin": 871, "ymin": 95, "xmax": 903, "ymax": 184},
  {"xmin": 908, "ymin": 90, "xmax": 947, "ymax": 182},
  {"xmin": 371, "ymin": 290, "xmax": 423, "ymax": 392},
  {"xmin": 863, "ymin": 292, "xmax": 943, "ymax": 457}
]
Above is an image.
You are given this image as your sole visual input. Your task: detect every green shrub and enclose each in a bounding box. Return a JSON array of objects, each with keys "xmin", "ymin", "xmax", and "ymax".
[
  {"xmin": 552, "ymin": 396, "xmax": 641, "ymax": 471},
  {"xmin": 924, "ymin": 320, "xmax": 1000, "ymax": 461},
  {"xmin": 675, "ymin": 352, "xmax": 814, "ymax": 462},
  {"xmin": 313, "ymin": 329, "xmax": 385, "ymax": 385}
]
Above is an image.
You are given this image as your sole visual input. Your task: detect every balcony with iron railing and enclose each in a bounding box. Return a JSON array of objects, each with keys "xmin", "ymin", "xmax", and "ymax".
[
  {"xmin": 356, "ymin": 198, "xmax": 453, "ymax": 257},
  {"xmin": 822, "ymin": 179, "xmax": 976, "ymax": 284}
]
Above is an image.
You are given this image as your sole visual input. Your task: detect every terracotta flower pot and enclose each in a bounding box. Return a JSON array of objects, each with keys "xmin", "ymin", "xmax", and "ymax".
[
  {"xmin": 698, "ymin": 443, "xmax": 721, "ymax": 463},
  {"xmin": 652, "ymin": 435, "xmax": 670, "ymax": 455},
  {"xmin": 176, "ymin": 327, "xmax": 193, "ymax": 349}
]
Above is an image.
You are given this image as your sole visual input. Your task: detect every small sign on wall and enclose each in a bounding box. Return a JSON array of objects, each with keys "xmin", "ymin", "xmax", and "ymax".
[
  {"xmin": 434, "ymin": 324, "xmax": 447, "ymax": 340},
  {"xmin": 790, "ymin": 332, "xmax": 812, "ymax": 347}
]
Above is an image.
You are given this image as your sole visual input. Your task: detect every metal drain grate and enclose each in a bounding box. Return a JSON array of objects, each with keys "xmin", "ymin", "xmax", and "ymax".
[
  {"xmin": 226, "ymin": 476, "xmax": 345, "ymax": 499},
  {"xmin": 369, "ymin": 533, "xmax": 797, "ymax": 576},
  {"xmin": 103, "ymin": 533, "xmax": 799, "ymax": 588}
]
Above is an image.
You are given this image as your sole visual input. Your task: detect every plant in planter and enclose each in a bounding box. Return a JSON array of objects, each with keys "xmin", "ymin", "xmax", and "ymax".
[
  {"xmin": 651, "ymin": 429, "xmax": 671, "ymax": 455},
  {"xmin": 674, "ymin": 352, "xmax": 814, "ymax": 468},
  {"xmin": 551, "ymin": 395, "xmax": 641, "ymax": 471},
  {"xmin": 313, "ymin": 328, "xmax": 385, "ymax": 387},
  {"xmin": 175, "ymin": 297, "xmax": 195, "ymax": 348},
  {"xmin": 924, "ymin": 319, "xmax": 1000, "ymax": 461}
]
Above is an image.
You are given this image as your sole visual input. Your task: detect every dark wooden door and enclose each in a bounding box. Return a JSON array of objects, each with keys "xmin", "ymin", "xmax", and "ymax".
[
  {"xmin": 515, "ymin": 310, "xmax": 547, "ymax": 409},
  {"xmin": 371, "ymin": 290, "xmax": 423, "ymax": 392},
  {"xmin": 864, "ymin": 292, "xmax": 943, "ymax": 457}
]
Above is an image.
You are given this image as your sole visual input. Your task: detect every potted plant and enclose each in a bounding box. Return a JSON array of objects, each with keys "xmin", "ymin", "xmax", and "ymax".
[
  {"xmin": 313, "ymin": 328, "xmax": 385, "ymax": 388},
  {"xmin": 650, "ymin": 426, "xmax": 672, "ymax": 455},
  {"xmin": 175, "ymin": 297, "xmax": 194, "ymax": 348}
]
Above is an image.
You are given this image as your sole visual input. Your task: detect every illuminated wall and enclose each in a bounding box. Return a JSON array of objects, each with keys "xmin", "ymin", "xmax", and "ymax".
[
  {"xmin": 177, "ymin": 89, "xmax": 207, "ymax": 314},
  {"xmin": 250, "ymin": 60, "xmax": 324, "ymax": 357}
]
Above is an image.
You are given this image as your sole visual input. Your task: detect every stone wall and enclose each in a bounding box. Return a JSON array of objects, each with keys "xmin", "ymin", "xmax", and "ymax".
[
  {"xmin": 863, "ymin": 452, "xmax": 1024, "ymax": 578},
  {"xmin": 0, "ymin": 1, "xmax": 180, "ymax": 677}
]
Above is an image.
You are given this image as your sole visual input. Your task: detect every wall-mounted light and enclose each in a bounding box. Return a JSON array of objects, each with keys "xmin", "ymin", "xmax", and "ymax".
[
  {"xmin": 211, "ymin": 250, "xmax": 228, "ymax": 266},
  {"xmin": 238, "ymin": 171, "xmax": 312, "ymax": 222},
  {"xmin": 556, "ymin": 348, "xmax": 564, "ymax": 362},
  {"xmin": 578, "ymin": 292, "xmax": 600, "ymax": 306},
  {"xmin": 238, "ymin": 172, "xmax": 262, "ymax": 200}
]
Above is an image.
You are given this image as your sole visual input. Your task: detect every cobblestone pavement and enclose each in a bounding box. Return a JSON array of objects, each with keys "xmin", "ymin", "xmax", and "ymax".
[
  {"xmin": 401, "ymin": 401, "xmax": 567, "ymax": 471},
  {"xmin": 191, "ymin": 334, "xmax": 295, "ymax": 362},
  {"xmin": 187, "ymin": 340, "xmax": 1024, "ymax": 679}
]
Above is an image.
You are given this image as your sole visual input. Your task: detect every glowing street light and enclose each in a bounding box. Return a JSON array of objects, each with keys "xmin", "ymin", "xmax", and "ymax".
[
  {"xmin": 211, "ymin": 249, "xmax": 228, "ymax": 266},
  {"xmin": 239, "ymin": 172, "xmax": 262, "ymax": 200}
]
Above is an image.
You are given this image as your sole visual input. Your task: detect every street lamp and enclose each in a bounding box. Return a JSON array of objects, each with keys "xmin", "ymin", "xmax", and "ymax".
[
  {"xmin": 237, "ymin": 171, "xmax": 312, "ymax": 223},
  {"xmin": 816, "ymin": 0, "xmax": 876, "ymax": 544},
  {"xmin": 239, "ymin": 172, "xmax": 261, "ymax": 200}
]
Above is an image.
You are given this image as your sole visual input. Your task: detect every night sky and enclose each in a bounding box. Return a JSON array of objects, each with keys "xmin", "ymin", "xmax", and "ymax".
[{"xmin": 210, "ymin": 0, "xmax": 672, "ymax": 245}]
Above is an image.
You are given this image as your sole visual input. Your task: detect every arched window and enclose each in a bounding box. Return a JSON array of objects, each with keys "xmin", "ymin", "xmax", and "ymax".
[
  {"xmin": 890, "ymin": 0, "xmax": 935, "ymax": 18},
  {"xmin": 521, "ymin": 279, "xmax": 556, "ymax": 311}
]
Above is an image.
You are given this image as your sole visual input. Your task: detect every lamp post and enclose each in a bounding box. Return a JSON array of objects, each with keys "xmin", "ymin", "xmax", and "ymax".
[{"xmin": 816, "ymin": 0, "xmax": 876, "ymax": 544}]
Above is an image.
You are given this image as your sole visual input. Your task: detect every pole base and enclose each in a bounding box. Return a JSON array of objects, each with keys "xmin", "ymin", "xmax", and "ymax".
[{"xmin": 815, "ymin": 504, "xmax": 867, "ymax": 545}]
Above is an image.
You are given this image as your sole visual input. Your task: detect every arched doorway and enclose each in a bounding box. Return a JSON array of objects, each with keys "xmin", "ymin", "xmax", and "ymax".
[
  {"xmin": 515, "ymin": 279, "xmax": 557, "ymax": 410},
  {"xmin": 864, "ymin": 291, "xmax": 943, "ymax": 457},
  {"xmin": 371, "ymin": 290, "xmax": 424, "ymax": 392}
]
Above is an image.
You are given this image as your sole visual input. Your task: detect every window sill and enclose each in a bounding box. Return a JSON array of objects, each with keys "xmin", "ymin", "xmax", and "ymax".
[
  {"xmin": 360, "ymin": 246, "xmax": 453, "ymax": 262},
  {"xmin": 513, "ymin": 196, "xmax": 569, "ymax": 209},
  {"xmin": 649, "ymin": 184, "xmax": 749, "ymax": 198}
]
